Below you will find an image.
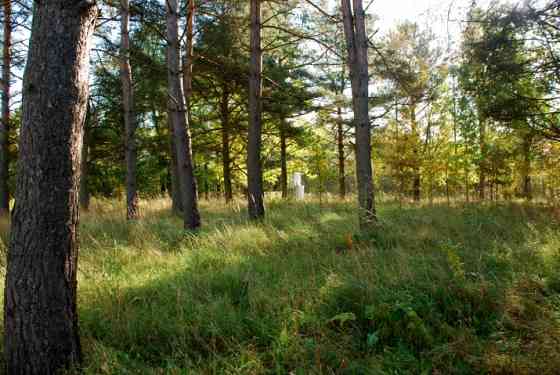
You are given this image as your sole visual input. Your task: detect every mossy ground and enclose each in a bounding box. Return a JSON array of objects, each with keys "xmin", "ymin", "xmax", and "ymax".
[{"xmin": 1, "ymin": 197, "xmax": 560, "ymax": 374}]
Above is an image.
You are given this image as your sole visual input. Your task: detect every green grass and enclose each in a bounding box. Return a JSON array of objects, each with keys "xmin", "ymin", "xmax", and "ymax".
[{"xmin": 1, "ymin": 197, "xmax": 560, "ymax": 374}]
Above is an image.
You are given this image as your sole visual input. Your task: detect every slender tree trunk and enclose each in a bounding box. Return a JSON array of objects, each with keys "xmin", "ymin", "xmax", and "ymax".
[
  {"xmin": 337, "ymin": 106, "xmax": 346, "ymax": 199},
  {"xmin": 410, "ymin": 103, "xmax": 421, "ymax": 202},
  {"xmin": 0, "ymin": 0, "xmax": 12, "ymax": 215},
  {"xmin": 120, "ymin": 0, "xmax": 139, "ymax": 220},
  {"xmin": 280, "ymin": 118, "xmax": 288, "ymax": 199},
  {"xmin": 341, "ymin": 0, "xmax": 376, "ymax": 228},
  {"xmin": 4, "ymin": 2, "xmax": 97, "ymax": 373},
  {"xmin": 521, "ymin": 133, "xmax": 533, "ymax": 201},
  {"xmin": 247, "ymin": 0, "xmax": 265, "ymax": 219},
  {"xmin": 478, "ymin": 116, "xmax": 486, "ymax": 200},
  {"xmin": 221, "ymin": 85, "xmax": 233, "ymax": 202},
  {"xmin": 166, "ymin": 0, "xmax": 200, "ymax": 230}
]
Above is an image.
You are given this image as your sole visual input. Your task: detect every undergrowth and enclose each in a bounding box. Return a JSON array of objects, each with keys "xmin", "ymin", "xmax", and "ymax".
[{"xmin": 0, "ymin": 198, "xmax": 559, "ymax": 374}]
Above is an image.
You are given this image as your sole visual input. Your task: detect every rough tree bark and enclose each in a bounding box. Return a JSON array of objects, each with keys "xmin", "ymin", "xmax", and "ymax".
[
  {"xmin": 120, "ymin": 0, "xmax": 139, "ymax": 219},
  {"xmin": 280, "ymin": 118, "xmax": 288, "ymax": 199},
  {"xmin": 247, "ymin": 0, "xmax": 265, "ymax": 219},
  {"xmin": 337, "ymin": 106, "xmax": 346, "ymax": 199},
  {"xmin": 341, "ymin": 0, "xmax": 376, "ymax": 227},
  {"xmin": 221, "ymin": 84, "xmax": 233, "ymax": 202},
  {"xmin": 166, "ymin": 0, "xmax": 200, "ymax": 230},
  {"xmin": 3, "ymin": 1, "xmax": 97, "ymax": 373},
  {"xmin": 0, "ymin": 0, "xmax": 12, "ymax": 214}
]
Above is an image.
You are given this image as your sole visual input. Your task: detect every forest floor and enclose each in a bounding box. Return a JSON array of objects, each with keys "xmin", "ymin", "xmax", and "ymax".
[{"xmin": 1, "ymin": 197, "xmax": 560, "ymax": 374}]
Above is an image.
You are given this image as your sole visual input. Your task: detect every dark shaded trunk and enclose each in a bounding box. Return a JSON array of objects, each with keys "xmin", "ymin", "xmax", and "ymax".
[
  {"xmin": 221, "ymin": 85, "xmax": 233, "ymax": 202},
  {"xmin": 341, "ymin": 0, "xmax": 376, "ymax": 228},
  {"xmin": 121, "ymin": 0, "xmax": 139, "ymax": 220},
  {"xmin": 521, "ymin": 133, "xmax": 533, "ymax": 201},
  {"xmin": 4, "ymin": 2, "xmax": 97, "ymax": 373},
  {"xmin": 337, "ymin": 106, "xmax": 346, "ymax": 199},
  {"xmin": 280, "ymin": 119, "xmax": 288, "ymax": 199},
  {"xmin": 247, "ymin": 0, "xmax": 265, "ymax": 219},
  {"xmin": 166, "ymin": 0, "xmax": 200, "ymax": 230},
  {"xmin": 0, "ymin": 0, "xmax": 11, "ymax": 214}
]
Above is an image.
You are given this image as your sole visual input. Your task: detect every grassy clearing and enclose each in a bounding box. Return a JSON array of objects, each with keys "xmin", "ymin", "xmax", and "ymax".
[{"xmin": 1, "ymin": 198, "xmax": 560, "ymax": 374}]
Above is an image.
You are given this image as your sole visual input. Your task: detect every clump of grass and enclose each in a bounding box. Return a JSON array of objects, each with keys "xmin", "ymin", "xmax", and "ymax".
[{"xmin": 0, "ymin": 198, "xmax": 560, "ymax": 374}]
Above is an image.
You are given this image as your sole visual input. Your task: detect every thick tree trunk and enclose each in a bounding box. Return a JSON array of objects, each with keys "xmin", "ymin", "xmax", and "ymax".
[
  {"xmin": 4, "ymin": 2, "xmax": 97, "ymax": 373},
  {"xmin": 247, "ymin": 0, "xmax": 265, "ymax": 219},
  {"xmin": 337, "ymin": 106, "xmax": 346, "ymax": 199},
  {"xmin": 121, "ymin": 0, "xmax": 139, "ymax": 220},
  {"xmin": 280, "ymin": 119, "xmax": 288, "ymax": 199},
  {"xmin": 221, "ymin": 85, "xmax": 233, "ymax": 202},
  {"xmin": 0, "ymin": 0, "xmax": 12, "ymax": 214},
  {"xmin": 342, "ymin": 0, "xmax": 376, "ymax": 228},
  {"xmin": 166, "ymin": 0, "xmax": 200, "ymax": 230}
]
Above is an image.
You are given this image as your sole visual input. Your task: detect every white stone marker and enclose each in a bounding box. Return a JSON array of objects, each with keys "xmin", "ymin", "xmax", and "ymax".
[{"xmin": 293, "ymin": 172, "xmax": 305, "ymax": 201}]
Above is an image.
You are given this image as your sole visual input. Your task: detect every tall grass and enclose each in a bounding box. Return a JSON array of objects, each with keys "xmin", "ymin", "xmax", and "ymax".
[{"xmin": 1, "ymin": 197, "xmax": 560, "ymax": 374}]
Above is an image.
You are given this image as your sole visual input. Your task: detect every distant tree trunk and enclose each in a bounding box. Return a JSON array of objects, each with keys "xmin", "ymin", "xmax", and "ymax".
[
  {"xmin": 280, "ymin": 118, "xmax": 288, "ymax": 199},
  {"xmin": 341, "ymin": 0, "xmax": 376, "ymax": 228},
  {"xmin": 4, "ymin": 1, "xmax": 97, "ymax": 373},
  {"xmin": 410, "ymin": 103, "xmax": 421, "ymax": 202},
  {"xmin": 221, "ymin": 85, "xmax": 233, "ymax": 202},
  {"xmin": 166, "ymin": 0, "xmax": 200, "ymax": 230},
  {"xmin": 337, "ymin": 106, "xmax": 346, "ymax": 199},
  {"xmin": 247, "ymin": 0, "xmax": 265, "ymax": 219},
  {"xmin": 478, "ymin": 116, "xmax": 486, "ymax": 200},
  {"xmin": 121, "ymin": 0, "xmax": 139, "ymax": 220},
  {"xmin": 0, "ymin": 0, "xmax": 12, "ymax": 215},
  {"xmin": 521, "ymin": 133, "xmax": 533, "ymax": 201}
]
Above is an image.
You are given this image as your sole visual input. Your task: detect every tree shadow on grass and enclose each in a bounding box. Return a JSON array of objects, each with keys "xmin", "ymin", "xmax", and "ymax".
[{"xmin": 75, "ymin": 201, "xmax": 560, "ymax": 373}]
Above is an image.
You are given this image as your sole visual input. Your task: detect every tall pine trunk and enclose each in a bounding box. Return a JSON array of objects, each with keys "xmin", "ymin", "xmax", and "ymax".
[
  {"xmin": 0, "ymin": 0, "xmax": 11, "ymax": 214},
  {"xmin": 166, "ymin": 0, "xmax": 200, "ymax": 230},
  {"xmin": 4, "ymin": 1, "xmax": 97, "ymax": 372},
  {"xmin": 337, "ymin": 106, "xmax": 346, "ymax": 199},
  {"xmin": 280, "ymin": 119, "xmax": 288, "ymax": 199},
  {"xmin": 221, "ymin": 85, "xmax": 233, "ymax": 202},
  {"xmin": 247, "ymin": 0, "xmax": 265, "ymax": 219},
  {"xmin": 121, "ymin": 0, "xmax": 139, "ymax": 219},
  {"xmin": 341, "ymin": 0, "xmax": 376, "ymax": 228}
]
